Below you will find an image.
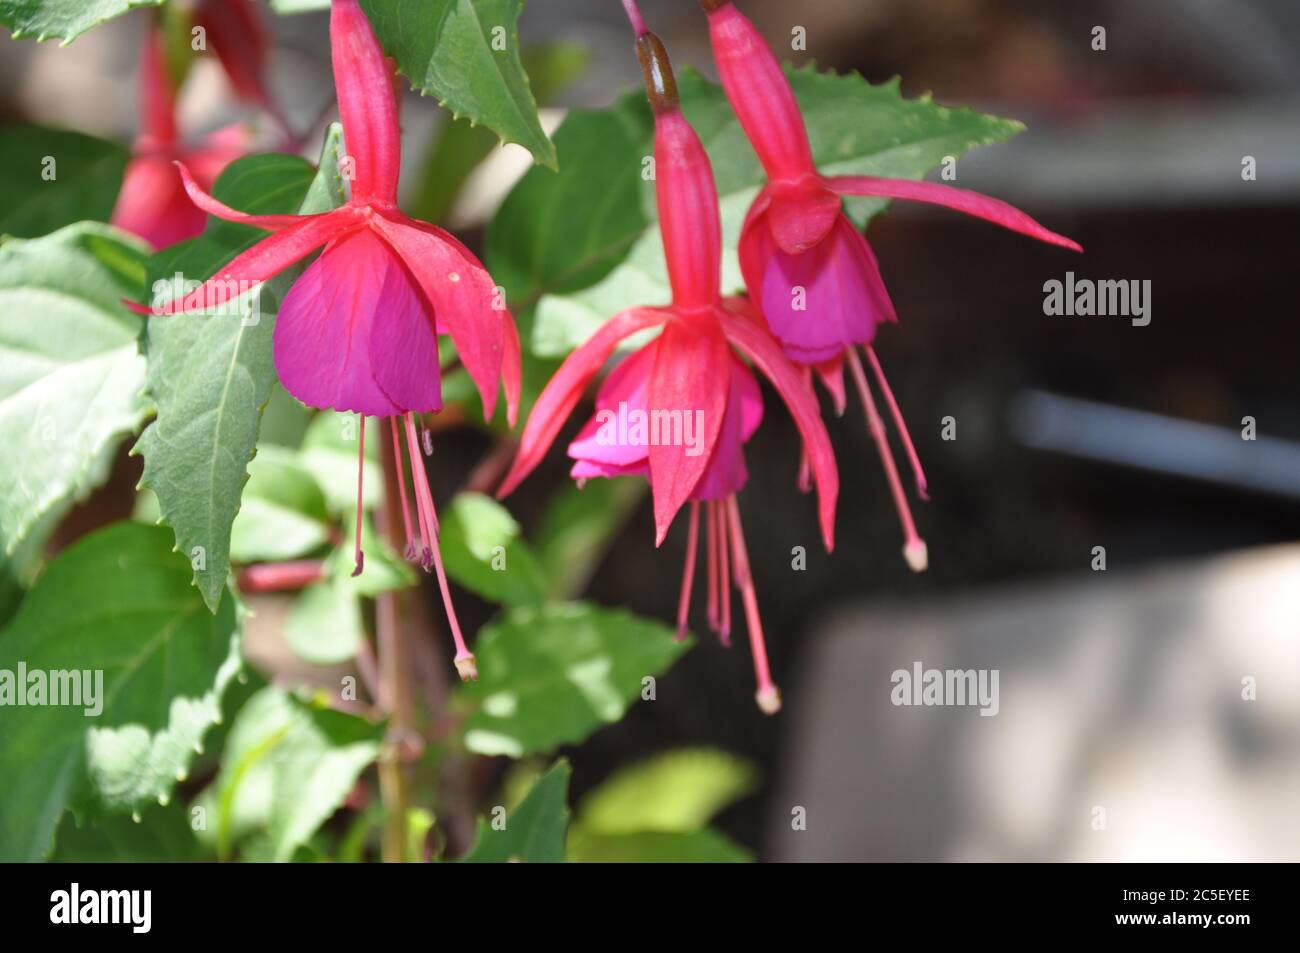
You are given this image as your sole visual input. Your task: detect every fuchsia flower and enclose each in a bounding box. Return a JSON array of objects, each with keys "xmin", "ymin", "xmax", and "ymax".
[
  {"xmin": 111, "ymin": 21, "xmax": 252, "ymax": 249},
  {"xmin": 701, "ymin": 0, "xmax": 1082, "ymax": 573},
  {"xmin": 196, "ymin": 0, "xmax": 288, "ymax": 134},
  {"xmin": 128, "ymin": 0, "xmax": 522, "ymax": 682},
  {"xmin": 498, "ymin": 3, "xmax": 838, "ymax": 715}
]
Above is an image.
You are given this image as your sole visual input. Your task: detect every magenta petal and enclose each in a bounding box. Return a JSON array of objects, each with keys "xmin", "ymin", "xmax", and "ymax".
[
  {"xmin": 567, "ymin": 343, "xmax": 656, "ymax": 471},
  {"xmin": 691, "ymin": 356, "xmax": 763, "ymax": 501},
  {"xmin": 758, "ymin": 214, "xmax": 896, "ymax": 364},
  {"xmin": 275, "ymin": 227, "xmax": 436, "ymax": 417}
]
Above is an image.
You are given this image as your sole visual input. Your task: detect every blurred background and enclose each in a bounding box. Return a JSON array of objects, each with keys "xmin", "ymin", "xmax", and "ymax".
[{"xmin": 4, "ymin": 0, "xmax": 1298, "ymax": 861}]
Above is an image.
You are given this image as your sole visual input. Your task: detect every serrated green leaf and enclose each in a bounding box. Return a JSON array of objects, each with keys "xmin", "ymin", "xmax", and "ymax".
[
  {"xmin": 0, "ymin": 125, "xmax": 127, "ymax": 237},
  {"xmin": 52, "ymin": 798, "xmax": 206, "ymax": 862},
  {"xmin": 0, "ymin": 522, "xmax": 241, "ymax": 862},
  {"xmin": 576, "ymin": 748, "xmax": 758, "ymax": 835},
  {"xmin": 360, "ymin": 0, "xmax": 556, "ymax": 169},
  {"xmin": 568, "ymin": 828, "xmax": 750, "ymax": 863},
  {"xmin": 198, "ymin": 686, "xmax": 382, "ymax": 862},
  {"xmin": 0, "ymin": 222, "xmax": 151, "ymax": 562},
  {"xmin": 457, "ymin": 602, "xmax": 689, "ymax": 757},
  {"xmin": 229, "ymin": 445, "xmax": 331, "ymax": 563},
  {"xmin": 460, "ymin": 760, "xmax": 570, "ymax": 863},
  {"xmin": 439, "ymin": 492, "xmax": 548, "ymax": 607},
  {"xmin": 487, "ymin": 66, "xmax": 1024, "ymax": 355},
  {"xmin": 137, "ymin": 130, "xmax": 345, "ymax": 612},
  {"xmin": 0, "ymin": 0, "xmax": 164, "ymax": 43}
]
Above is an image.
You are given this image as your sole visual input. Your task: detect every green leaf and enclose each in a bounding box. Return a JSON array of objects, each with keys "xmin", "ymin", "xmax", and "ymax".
[
  {"xmin": 0, "ymin": 522, "xmax": 242, "ymax": 862},
  {"xmin": 568, "ymin": 828, "xmax": 750, "ymax": 863},
  {"xmin": 534, "ymin": 478, "xmax": 645, "ymax": 600},
  {"xmin": 0, "ymin": 222, "xmax": 150, "ymax": 561},
  {"xmin": 297, "ymin": 411, "xmax": 383, "ymax": 513},
  {"xmin": 360, "ymin": 0, "xmax": 557, "ymax": 169},
  {"xmin": 0, "ymin": 125, "xmax": 127, "ymax": 237},
  {"xmin": 0, "ymin": 0, "xmax": 164, "ymax": 43},
  {"xmin": 52, "ymin": 799, "xmax": 206, "ymax": 862},
  {"xmin": 460, "ymin": 760, "xmax": 570, "ymax": 863},
  {"xmin": 576, "ymin": 748, "xmax": 758, "ymax": 835},
  {"xmin": 487, "ymin": 66, "xmax": 1024, "ymax": 355},
  {"xmin": 200, "ymin": 686, "xmax": 382, "ymax": 862},
  {"xmin": 410, "ymin": 42, "xmax": 590, "ymax": 223},
  {"xmin": 269, "ymin": 0, "xmax": 329, "ymax": 13},
  {"xmin": 439, "ymin": 492, "xmax": 548, "ymax": 607},
  {"xmin": 136, "ymin": 131, "xmax": 345, "ymax": 612},
  {"xmin": 457, "ymin": 602, "xmax": 689, "ymax": 758},
  {"xmin": 229, "ymin": 445, "xmax": 331, "ymax": 563}
]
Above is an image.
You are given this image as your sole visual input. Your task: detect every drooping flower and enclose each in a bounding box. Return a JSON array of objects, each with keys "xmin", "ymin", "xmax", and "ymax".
[
  {"xmin": 128, "ymin": 0, "xmax": 522, "ymax": 681},
  {"xmin": 111, "ymin": 20, "xmax": 252, "ymax": 249},
  {"xmin": 498, "ymin": 3, "xmax": 838, "ymax": 714},
  {"xmin": 195, "ymin": 0, "xmax": 288, "ymax": 133},
  {"xmin": 700, "ymin": 0, "xmax": 1082, "ymax": 572}
]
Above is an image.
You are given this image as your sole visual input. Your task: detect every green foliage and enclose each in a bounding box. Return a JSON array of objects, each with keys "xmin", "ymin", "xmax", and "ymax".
[
  {"xmin": 229, "ymin": 445, "xmax": 332, "ymax": 564},
  {"xmin": 456, "ymin": 602, "xmax": 689, "ymax": 758},
  {"xmin": 197, "ymin": 686, "xmax": 382, "ymax": 862},
  {"xmin": 487, "ymin": 66, "xmax": 1024, "ymax": 355},
  {"xmin": 136, "ymin": 131, "xmax": 344, "ymax": 612},
  {"xmin": 0, "ymin": 522, "xmax": 241, "ymax": 862},
  {"xmin": 567, "ymin": 748, "xmax": 757, "ymax": 863},
  {"xmin": 52, "ymin": 799, "xmax": 207, "ymax": 862},
  {"xmin": 360, "ymin": 0, "xmax": 557, "ymax": 169},
  {"xmin": 460, "ymin": 760, "xmax": 569, "ymax": 863},
  {"xmin": 438, "ymin": 492, "xmax": 548, "ymax": 607},
  {"xmin": 0, "ymin": 222, "xmax": 151, "ymax": 563},
  {"xmin": 296, "ymin": 411, "xmax": 383, "ymax": 513},
  {"xmin": 0, "ymin": 0, "xmax": 163, "ymax": 43},
  {"xmin": 0, "ymin": 125, "xmax": 127, "ymax": 237}
]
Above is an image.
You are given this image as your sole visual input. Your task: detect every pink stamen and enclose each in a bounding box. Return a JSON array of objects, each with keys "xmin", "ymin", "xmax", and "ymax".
[
  {"xmin": 717, "ymin": 501, "xmax": 732, "ymax": 647},
  {"xmin": 865, "ymin": 346, "xmax": 928, "ymax": 501},
  {"xmin": 402, "ymin": 413, "xmax": 475, "ymax": 681},
  {"xmin": 403, "ymin": 414, "xmax": 436, "ymax": 569},
  {"xmin": 621, "ymin": 0, "xmax": 648, "ymax": 36},
  {"xmin": 389, "ymin": 416, "xmax": 417, "ymax": 559},
  {"xmin": 706, "ymin": 500, "xmax": 720, "ymax": 633},
  {"xmin": 725, "ymin": 496, "xmax": 781, "ymax": 715},
  {"xmin": 352, "ymin": 414, "xmax": 365, "ymax": 577},
  {"xmin": 846, "ymin": 348, "xmax": 928, "ymax": 573},
  {"xmin": 676, "ymin": 501, "xmax": 701, "ymax": 641}
]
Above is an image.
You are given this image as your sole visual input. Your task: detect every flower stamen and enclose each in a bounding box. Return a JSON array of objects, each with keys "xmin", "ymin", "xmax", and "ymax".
[
  {"xmin": 676, "ymin": 501, "xmax": 701, "ymax": 641},
  {"xmin": 352, "ymin": 414, "xmax": 365, "ymax": 576},
  {"xmin": 865, "ymin": 345, "xmax": 928, "ymax": 500},
  {"xmin": 725, "ymin": 496, "xmax": 781, "ymax": 715},
  {"xmin": 389, "ymin": 416, "xmax": 417, "ymax": 560},
  {"xmin": 846, "ymin": 347, "xmax": 928, "ymax": 573}
]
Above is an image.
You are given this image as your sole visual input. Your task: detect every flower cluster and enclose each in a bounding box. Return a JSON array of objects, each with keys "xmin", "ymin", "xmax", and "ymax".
[{"xmin": 132, "ymin": 0, "xmax": 1077, "ymax": 711}]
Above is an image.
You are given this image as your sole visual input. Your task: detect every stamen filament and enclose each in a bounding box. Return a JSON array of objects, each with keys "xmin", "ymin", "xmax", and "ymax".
[
  {"xmin": 847, "ymin": 347, "xmax": 928, "ymax": 573},
  {"xmin": 706, "ymin": 499, "xmax": 720, "ymax": 632},
  {"xmin": 676, "ymin": 501, "xmax": 701, "ymax": 641},
  {"xmin": 865, "ymin": 345, "xmax": 928, "ymax": 500},
  {"xmin": 725, "ymin": 496, "xmax": 781, "ymax": 715},
  {"xmin": 621, "ymin": 0, "xmax": 648, "ymax": 36},
  {"xmin": 402, "ymin": 413, "xmax": 475, "ymax": 681},
  {"xmin": 389, "ymin": 416, "xmax": 417, "ymax": 559},
  {"xmin": 717, "ymin": 500, "xmax": 731, "ymax": 646},
  {"xmin": 352, "ymin": 414, "xmax": 365, "ymax": 576}
]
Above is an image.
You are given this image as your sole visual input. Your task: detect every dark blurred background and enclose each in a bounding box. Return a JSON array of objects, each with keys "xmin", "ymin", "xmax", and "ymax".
[{"xmin": 5, "ymin": 0, "xmax": 1298, "ymax": 860}]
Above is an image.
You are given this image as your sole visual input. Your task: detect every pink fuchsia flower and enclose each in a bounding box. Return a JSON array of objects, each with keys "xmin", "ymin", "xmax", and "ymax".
[
  {"xmin": 196, "ymin": 0, "xmax": 289, "ymax": 134},
  {"xmin": 701, "ymin": 0, "xmax": 1081, "ymax": 573},
  {"xmin": 111, "ymin": 21, "xmax": 252, "ymax": 249},
  {"xmin": 128, "ymin": 0, "xmax": 522, "ymax": 682},
  {"xmin": 498, "ymin": 6, "xmax": 838, "ymax": 715}
]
